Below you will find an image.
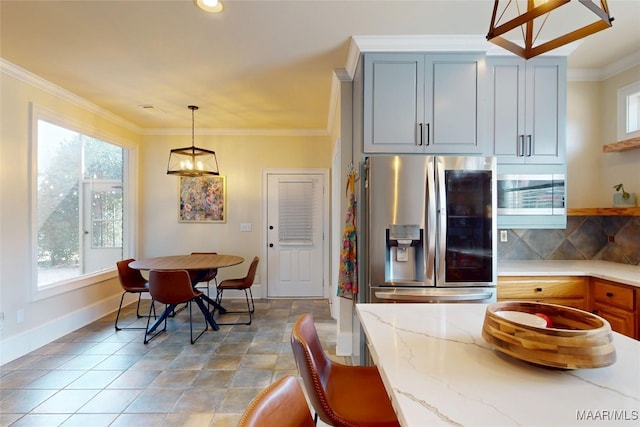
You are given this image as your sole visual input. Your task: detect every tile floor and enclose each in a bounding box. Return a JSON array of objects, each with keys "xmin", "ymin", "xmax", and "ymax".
[{"xmin": 0, "ymin": 298, "xmax": 345, "ymax": 426}]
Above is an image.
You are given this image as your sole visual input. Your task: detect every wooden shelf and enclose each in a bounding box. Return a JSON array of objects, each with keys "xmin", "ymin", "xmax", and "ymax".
[
  {"xmin": 602, "ymin": 137, "xmax": 640, "ymax": 152},
  {"xmin": 568, "ymin": 207, "xmax": 640, "ymax": 216}
]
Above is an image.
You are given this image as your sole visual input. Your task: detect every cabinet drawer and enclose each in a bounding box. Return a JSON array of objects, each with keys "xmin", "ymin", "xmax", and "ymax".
[
  {"xmin": 592, "ymin": 280, "xmax": 634, "ymax": 310},
  {"xmin": 498, "ymin": 276, "xmax": 587, "ymax": 299},
  {"xmin": 592, "ymin": 301, "xmax": 636, "ymax": 338}
]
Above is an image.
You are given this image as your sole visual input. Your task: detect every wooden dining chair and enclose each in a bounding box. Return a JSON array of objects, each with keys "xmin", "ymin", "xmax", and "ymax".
[
  {"xmin": 115, "ymin": 258, "xmax": 155, "ymax": 331},
  {"xmin": 238, "ymin": 375, "xmax": 315, "ymax": 427},
  {"xmin": 144, "ymin": 269, "xmax": 210, "ymax": 344},
  {"xmin": 291, "ymin": 313, "xmax": 400, "ymax": 427},
  {"xmin": 214, "ymin": 256, "xmax": 259, "ymax": 325}
]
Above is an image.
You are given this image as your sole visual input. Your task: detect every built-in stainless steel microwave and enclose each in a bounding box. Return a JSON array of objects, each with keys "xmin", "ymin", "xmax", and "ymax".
[{"xmin": 497, "ymin": 174, "xmax": 565, "ymax": 215}]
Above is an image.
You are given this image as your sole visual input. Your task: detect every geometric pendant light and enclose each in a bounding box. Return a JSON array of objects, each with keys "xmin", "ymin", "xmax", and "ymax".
[
  {"xmin": 487, "ymin": 0, "xmax": 614, "ymax": 60},
  {"xmin": 167, "ymin": 105, "xmax": 219, "ymax": 177}
]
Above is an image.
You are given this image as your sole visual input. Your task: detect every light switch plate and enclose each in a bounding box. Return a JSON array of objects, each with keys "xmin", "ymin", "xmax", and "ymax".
[
  {"xmin": 240, "ymin": 223, "xmax": 252, "ymax": 232},
  {"xmin": 500, "ymin": 230, "xmax": 508, "ymax": 242}
]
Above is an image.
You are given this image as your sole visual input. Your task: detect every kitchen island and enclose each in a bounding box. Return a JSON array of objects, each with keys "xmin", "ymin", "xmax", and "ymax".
[{"xmin": 356, "ymin": 303, "xmax": 640, "ymax": 427}]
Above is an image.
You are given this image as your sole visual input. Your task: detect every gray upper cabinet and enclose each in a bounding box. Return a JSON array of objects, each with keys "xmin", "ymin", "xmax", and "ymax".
[
  {"xmin": 488, "ymin": 56, "xmax": 567, "ymax": 164},
  {"xmin": 363, "ymin": 53, "xmax": 485, "ymax": 154}
]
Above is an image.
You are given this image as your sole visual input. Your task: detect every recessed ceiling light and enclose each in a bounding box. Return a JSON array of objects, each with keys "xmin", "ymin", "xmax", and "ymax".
[{"xmin": 195, "ymin": 0, "xmax": 223, "ymax": 14}]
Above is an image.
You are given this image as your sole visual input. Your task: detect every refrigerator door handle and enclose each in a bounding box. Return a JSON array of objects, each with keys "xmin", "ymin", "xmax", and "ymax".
[
  {"xmin": 374, "ymin": 289, "xmax": 495, "ymax": 303},
  {"xmin": 426, "ymin": 160, "xmax": 436, "ymax": 283},
  {"xmin": 436, "ymin": 159, "xmax": 447, "ymax": 283}
]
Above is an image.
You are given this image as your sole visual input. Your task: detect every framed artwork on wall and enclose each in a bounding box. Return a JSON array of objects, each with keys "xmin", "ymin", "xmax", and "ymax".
[{"xmin": 179, "ymin": 175, "xmax": 226, "ymax": 223}]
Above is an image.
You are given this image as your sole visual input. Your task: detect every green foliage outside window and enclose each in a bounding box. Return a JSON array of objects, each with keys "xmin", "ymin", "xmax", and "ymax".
[{"xmin": 37, "ymin": 120, "xmax": 123, "ymax": 283}]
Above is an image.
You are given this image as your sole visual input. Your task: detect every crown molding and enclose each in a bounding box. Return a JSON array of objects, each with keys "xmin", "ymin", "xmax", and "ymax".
[
  {"xmin": 141, "ymin": 128, "xmax": 328, "ymax": 137},
  {"xmin": 568, "ymin": 51, "xmax": 640, "ymax": 82},
  {"xmin": 353, "ymin": 35, "xmax": 492, "ymax": 53},
  {"xmin": 1, "ymin": 58, "xmax": 141, "ymax": 134}
]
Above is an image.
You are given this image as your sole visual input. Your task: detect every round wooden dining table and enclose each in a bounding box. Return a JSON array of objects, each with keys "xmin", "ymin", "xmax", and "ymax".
[
  {"xmin": 129, "ymin": 253, "xmax": 244, "ymax": 271},
  {"xmin": 130, "ymin": 253, "xmax": 244, "ymax": 333}
]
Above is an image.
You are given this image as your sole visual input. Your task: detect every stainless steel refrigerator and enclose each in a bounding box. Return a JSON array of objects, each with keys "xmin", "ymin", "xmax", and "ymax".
[{"xmin": 363, "ymin": 155, "xmax": 497, "ymax": 303}]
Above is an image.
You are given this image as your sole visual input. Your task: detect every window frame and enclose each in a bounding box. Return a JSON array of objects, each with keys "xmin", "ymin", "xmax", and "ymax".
[
  {"xmin": 617, "ymin": 80, "xmax": 640, "ymax": 141},
  {"xmin": 29, "ymin": 103, "xmax": 138, "ymax": 301}
]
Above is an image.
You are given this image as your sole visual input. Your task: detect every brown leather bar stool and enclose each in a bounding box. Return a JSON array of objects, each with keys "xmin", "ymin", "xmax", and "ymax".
[
  {"xmin": 214, "ymin": 256, "xmax": 259, "ymax": 325},
  {"xmin": 144, "ymin": 269, "xmax": 211, "ymax": 344},
  {"xmin": 291, "ymin": 313, "xmax": 400, "ymax": 427},
  {"xmin": 238, "ymin": 375, "xmax": 315, "ymax": 427},
  {"xmin": 189, "ymin": 251, "xmax": 219, "ymax": 297},
  {"xmin": 115, "ymin": 258, "xmax": 155, "ymax": 331}
]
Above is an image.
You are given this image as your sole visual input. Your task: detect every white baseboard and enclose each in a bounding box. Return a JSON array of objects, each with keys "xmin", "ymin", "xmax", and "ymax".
[{"xmin": 0, "ymin": 292, "xmax": 132, "ymax": 366}]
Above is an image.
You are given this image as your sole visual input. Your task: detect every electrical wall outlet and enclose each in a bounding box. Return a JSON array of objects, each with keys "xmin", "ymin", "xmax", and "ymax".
[{"xmin": 500, "ymin": 230, "xmax": 508, "ymax": 243}]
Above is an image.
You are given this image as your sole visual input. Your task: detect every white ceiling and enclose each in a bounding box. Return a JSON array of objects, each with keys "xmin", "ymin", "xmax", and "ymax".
[{"xmin": 1, "ymin": 0, "xmax": 639, "ymax": 134}]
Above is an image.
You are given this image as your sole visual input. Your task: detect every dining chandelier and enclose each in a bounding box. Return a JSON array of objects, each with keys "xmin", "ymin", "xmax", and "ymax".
[
  {"xmin": 167, "ymin": 105, "xmax": 220, "ymax": 177},
  {"xmin": 486, "ymin": 0, "xmax": 614, "ymax": 60}
]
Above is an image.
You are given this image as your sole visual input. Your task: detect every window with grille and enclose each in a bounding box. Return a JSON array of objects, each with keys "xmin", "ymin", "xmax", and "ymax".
[{"xmin": 34, "ymin": 112, "xmax": 126, "ymax": 289}]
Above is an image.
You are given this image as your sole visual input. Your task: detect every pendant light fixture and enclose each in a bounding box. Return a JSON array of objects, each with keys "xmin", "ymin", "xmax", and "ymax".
[
  {"xmin": 486, "ymin": 0, "xmax": 614, "ymax": 60},
  {"xmin": 167, "ymin": 105, "xmax": 219, "ymax": 177}
]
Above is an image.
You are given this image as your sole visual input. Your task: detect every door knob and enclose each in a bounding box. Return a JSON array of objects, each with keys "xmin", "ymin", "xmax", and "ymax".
[{"xmin": 269, "ymin": 243, "xmax": 274, "ymax": 248}]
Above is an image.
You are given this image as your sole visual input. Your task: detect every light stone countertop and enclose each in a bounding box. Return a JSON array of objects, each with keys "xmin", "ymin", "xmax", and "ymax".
[
  {"xmin": 357, "ymin": 303, "xmax": 640, "ymax": 427},
  {"xmin": 498, "ymin": 260, "xmax": 640, "ymax": 288}
]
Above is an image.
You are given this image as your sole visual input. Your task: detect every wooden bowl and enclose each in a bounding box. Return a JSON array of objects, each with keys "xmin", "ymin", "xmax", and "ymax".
[{"xmin": 482, "ymin": 301, "xmax": 616, "ymax": 369}]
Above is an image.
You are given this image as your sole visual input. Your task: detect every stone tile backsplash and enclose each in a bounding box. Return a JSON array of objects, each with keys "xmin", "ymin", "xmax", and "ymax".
[{"xmin": 498, "ymin": 216, "xmax": 640, "ymax": 266}]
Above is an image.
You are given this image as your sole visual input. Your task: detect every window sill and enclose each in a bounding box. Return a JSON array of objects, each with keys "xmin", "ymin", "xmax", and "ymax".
[{"xmin": 32, "ymin": 269, "xmax": 118, "ymax": 301}]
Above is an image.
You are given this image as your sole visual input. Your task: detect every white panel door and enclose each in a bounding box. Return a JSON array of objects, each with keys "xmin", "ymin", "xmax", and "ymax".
[{"xmin": 267, "ymin": 173, "xmax": 324, "ymax": 297}]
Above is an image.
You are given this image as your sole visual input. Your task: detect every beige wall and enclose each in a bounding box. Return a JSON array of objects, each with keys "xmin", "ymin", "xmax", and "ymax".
[
  {"xmin": 567, "ymin": 65, "xmax": 640, "ymax": 208},
  {"xmin": 566, "ymin": 81, "xmax": 603, "ymax": 208},
  {"xmin": 597, "ymin": 65, "xmax": 640, "ymax": 206},
  {"xmin": 0, "ymin": 69, "xmax": 142, "ymax": 362}
]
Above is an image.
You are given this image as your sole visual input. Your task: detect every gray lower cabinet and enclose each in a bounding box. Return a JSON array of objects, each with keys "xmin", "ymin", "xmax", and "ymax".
[
  {"xmin": 362, "ymin": 52, "xmax": 486, "ymax": 154},
  {"xmin": 487, "ymin": 56, "xmax": 567, "ymax": 164}
]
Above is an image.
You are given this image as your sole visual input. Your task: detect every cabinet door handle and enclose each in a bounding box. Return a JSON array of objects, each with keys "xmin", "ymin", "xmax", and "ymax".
[
  {"xmin": 535, "ymin": 287, "xmax": 543, "ymax": 292},
  {"xmin": 606, "ymin": 292, "xmax": 614, "ymax": 298},
  {"xmin": 526, "ymin": 135, "xmax": 532, "ymax": 157},
  {"xmin": 426, "ymin": 123, "xmax": 430, "ymax": 146},
  {"xmin": 518, "ymin": 135, "xmax": 525, "ymax": 157},
  {"xmin": 418, "ymin": 123, "xmax": 423, "ymax": 146}
]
